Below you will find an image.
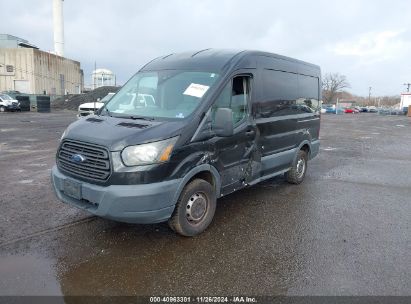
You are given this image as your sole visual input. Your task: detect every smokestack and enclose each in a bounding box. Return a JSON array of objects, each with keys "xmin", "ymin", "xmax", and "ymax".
[{"xmin": 52, "ymin": 0, "xmax": 64, "ymax": 57}]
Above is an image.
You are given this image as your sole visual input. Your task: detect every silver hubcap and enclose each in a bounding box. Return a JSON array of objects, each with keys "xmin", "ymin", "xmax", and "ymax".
[
  {"xmin": 296, "ymin": 158, "xmax": 305, "ymax": 178},
  {"xmin": 186, "ymin": 192, "xmax": 207, "ymax": 223}
]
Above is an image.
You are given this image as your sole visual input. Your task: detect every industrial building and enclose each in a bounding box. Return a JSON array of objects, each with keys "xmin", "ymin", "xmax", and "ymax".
[{"xmin": 0, "ymin": 34, "xmax": 83, "ymax": 95}]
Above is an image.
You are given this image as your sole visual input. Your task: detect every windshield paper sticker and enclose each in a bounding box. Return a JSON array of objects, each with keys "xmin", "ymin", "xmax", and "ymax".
[{"xmin": 183, "ymin": 83, "xmax": 209, "ymax": 98}]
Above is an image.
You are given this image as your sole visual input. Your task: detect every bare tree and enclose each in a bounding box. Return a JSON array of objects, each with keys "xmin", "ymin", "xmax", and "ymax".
[{"xmin": 322, "ymin": 73, "xmax": 350, "ymax": 104}]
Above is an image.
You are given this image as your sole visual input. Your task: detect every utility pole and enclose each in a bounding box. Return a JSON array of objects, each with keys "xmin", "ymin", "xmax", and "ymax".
[
  {"xmin": 336, "ymin": 98, "xmax": 339, "ymax": 114},
  {"xmin": 403, "ymin": 83, "xmax": 411, "ymax": 92},
  {"xmin": 368, "ymin": 86, "xmax": 372, "ymax": 105},
  {"xmin": 93, "ymin": 61, "xmax": 97, "ymax": 90}
]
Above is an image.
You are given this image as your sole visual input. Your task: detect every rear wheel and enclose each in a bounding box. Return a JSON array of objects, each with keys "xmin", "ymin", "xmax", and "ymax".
[
  {"xmin": 168, "ymin": 179, "xmax": 216, "ymax": 237},
  {"xmin": 285, "ymin": 149, "xmax": 308, "ymax": 184}
]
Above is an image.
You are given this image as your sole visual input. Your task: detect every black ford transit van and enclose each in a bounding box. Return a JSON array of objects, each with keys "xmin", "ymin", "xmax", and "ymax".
[{"xmin": 52, "ymin": 49, "xmax": 321, "ymax": 236}]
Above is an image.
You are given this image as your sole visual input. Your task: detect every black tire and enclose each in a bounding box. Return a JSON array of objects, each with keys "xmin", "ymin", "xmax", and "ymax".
[
  {"xmin": 285, "ymin": 149, "xmax": 308, "ymax": 184},
  {"xmin": 168, "ymin": 179, "xmax": 216, "ymax": 237}
]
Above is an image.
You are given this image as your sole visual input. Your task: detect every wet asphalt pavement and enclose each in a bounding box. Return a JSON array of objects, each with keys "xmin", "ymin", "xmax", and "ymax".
[{"xmin": 0, "ymin": 111, "xmax": 410, "ymax": 296}]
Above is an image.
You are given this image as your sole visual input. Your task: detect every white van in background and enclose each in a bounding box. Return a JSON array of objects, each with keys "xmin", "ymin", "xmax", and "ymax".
[
  {"xmin": 78, "ymin": 93, "xmax": 115, "ymax": 118},
  {"xmin": 0, "ymin": 94, "xmax": 21, "ymax": 112}
]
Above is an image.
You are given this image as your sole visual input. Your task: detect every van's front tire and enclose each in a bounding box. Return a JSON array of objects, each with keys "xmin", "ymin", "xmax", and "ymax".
[
  {"xmin": 168, "ymin": 179, "xmax": 216, "ymax": 237},
  {"xmin": 286, "ymin": 149, "xmax": 308, "ymax": 184}
]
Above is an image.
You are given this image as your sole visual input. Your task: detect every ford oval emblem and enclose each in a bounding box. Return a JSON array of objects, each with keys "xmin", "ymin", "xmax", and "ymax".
[{"xmin": 71, "ymin": 154, "xmax": 86, "ymax": 163}]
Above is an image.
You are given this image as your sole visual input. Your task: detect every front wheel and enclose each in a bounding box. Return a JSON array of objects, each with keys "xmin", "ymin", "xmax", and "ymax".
[
  {"xmin": 0, "ymin": 106, "xmax": 5, "ymax": 112},
  {"xmin": 168, "ymin": 179, "xmax": 216, "ymax": 237},
  {"xmin": 285, "ymin": 149, "xmax": 308, "ymax": 184}
]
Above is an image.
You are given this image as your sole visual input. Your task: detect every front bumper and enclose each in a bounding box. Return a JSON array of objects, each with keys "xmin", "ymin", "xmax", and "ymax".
[
  {"xmin": 51, "ymin": 166, "xmax": 180, "ymax": 224},
  {"xmin": 77, "ymin": 111, "xmax": 94, "ymax": 118}
]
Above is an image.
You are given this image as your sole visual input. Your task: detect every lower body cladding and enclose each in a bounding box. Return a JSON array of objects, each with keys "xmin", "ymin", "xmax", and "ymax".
[{"xmin": 51, "ymin": 166, "xmax": 181, "ymax": 224}]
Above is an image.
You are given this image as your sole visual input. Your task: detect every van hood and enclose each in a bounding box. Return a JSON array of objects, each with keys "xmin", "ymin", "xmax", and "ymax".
[{"xmin": 63, "ymin": 115, "xmax": 186, "ymax": 151}]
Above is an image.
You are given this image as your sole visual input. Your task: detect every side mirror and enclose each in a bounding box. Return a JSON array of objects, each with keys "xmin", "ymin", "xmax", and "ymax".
[
  {"xmin": 213, "ymin": 108, "xmax": 233, "ymax": 137},
  {"xmin": 97, "ymin": 98, "xmax": 101, "ymax": 102}
]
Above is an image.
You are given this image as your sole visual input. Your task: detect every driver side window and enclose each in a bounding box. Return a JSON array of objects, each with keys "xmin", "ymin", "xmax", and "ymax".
[{"xmin": 212, "ymin": 76, "xmax": 250, "ymax": 126}]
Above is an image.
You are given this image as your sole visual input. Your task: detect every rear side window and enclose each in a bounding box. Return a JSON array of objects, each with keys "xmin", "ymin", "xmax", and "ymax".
[
  {"xmin": 256, "ymin": 69, "xmax": 320, "ymax": 117},
  {"xmin": 257, "ymin": 69, "xmax": 298, "ymax": 118},
  {"xmin": 296, "ymin": 74, "xmax": 320, "ymax": 113}
]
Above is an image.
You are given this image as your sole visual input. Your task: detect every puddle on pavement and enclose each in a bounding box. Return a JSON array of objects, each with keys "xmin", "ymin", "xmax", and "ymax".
[
  {"xmin": 56, "ymin": 234, "xmax": 288, "ymax": 296},
  {"xmin": 18, "ymin": 179, "xmax": 34, "ymax": 184},
  {"xmin": 0, "ymin": 255, "xmax": 62, "ymax": 296},
  {"xmin": 358, "ymin": 136, "xmax": 372, "ymax": 139}
]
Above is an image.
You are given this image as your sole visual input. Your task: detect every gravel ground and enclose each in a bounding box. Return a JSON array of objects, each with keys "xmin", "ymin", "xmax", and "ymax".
[
  {"xmin": 0, "ymin": 111, "xmax": 410, "ymax": 297},
  {"xmin": 52, "ymin": 86, "xmax": 119, "ymax": 110}
]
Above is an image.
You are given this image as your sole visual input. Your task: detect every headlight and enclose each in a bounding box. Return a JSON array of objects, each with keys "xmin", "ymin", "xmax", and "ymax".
[{"xmin": 121, "ymin": 136, "xmax": 179, "ymax": 166}]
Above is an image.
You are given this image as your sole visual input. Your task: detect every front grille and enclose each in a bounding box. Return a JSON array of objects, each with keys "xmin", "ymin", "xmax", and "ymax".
[{"xmin": 57, "ymin": 140, "xmax": 111, "ymax": 181}]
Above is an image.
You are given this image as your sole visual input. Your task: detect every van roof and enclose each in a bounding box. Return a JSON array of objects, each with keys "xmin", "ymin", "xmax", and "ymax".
[{"xmin": 140, "ymin": 48, "xmax": 320, "ymax": 73}]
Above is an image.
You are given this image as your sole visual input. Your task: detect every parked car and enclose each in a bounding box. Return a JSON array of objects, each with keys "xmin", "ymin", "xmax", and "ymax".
[
  {"xmin": 52, "ymin": 49, "xmax": 321, "ymax": 236},
  {"xmin": 344, "ymin": 108, "xmax": 359, "ymax": 114},
  {"xmin": 0, "ymin": 94, "xmax": 21, "ymax": 112},
  {"xmin": 325, "ymin": 107, "xmax": 336, "ymax": 113},
  {"xmin": 390, "ymin": 109, "xmax": 405, "ymax": 115},
  {"xmin": 359, "ymin": 107, "xmax": 368, "ymax": 112},
  {"xmin": 78, "ymin": 92, "xmax": 115, "ymax": 118},
  {"xmin": 325, "ymin": 107, "xmax": 344, "ymax": 114},
  {"xmin": 368, "ymin": 106, "xmax": 378, "ymax": 113}
]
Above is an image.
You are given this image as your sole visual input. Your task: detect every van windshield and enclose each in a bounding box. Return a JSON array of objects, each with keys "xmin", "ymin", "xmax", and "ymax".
[{"xmin": 104, "ymin": 70, "xmax": 220, "ymax": 119}]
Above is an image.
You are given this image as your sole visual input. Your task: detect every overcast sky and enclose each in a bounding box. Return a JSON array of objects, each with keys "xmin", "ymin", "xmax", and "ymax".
[{"xmin": 2, "ymin": 0, "xmax": 411, "ymax": 96}]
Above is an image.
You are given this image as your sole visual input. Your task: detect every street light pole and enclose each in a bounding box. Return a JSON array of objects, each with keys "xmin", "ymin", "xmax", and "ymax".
[{"xmin": 368, "ymin": 86, "xmax": 372, "ymax": 106}]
